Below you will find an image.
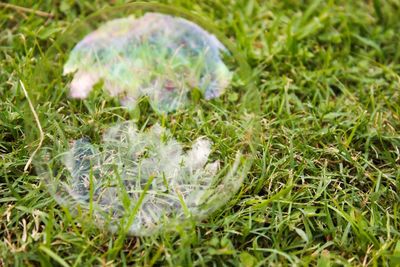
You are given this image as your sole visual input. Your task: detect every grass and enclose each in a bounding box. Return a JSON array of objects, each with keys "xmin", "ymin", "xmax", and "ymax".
[{"xmin": 1, "ymin": 0, "xmax": 400, "ymax": 266}]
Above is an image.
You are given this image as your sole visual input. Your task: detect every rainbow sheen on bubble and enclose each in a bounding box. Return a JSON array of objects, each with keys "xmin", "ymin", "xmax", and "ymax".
[
  {"xmin": 63, "ymin": 13, "xmax": 232, "ymax": 112},
  {"xmin": 30, "ymin": 5, "xmax": 256, "ymax": 236}
]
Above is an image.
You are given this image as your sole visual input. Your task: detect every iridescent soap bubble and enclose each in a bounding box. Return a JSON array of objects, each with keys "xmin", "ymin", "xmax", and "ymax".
[
  {"xmin": 28, "ymin": 4, "xmax": 258, "ymax": 236},
  {"xmin": 63, "ymin": 13, "xmax": 232, "ymax": 113}
]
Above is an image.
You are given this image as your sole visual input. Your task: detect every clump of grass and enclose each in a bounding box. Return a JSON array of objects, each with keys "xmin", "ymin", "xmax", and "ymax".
[{"xmin": 1, "ymin": 0, "xmax": 400, "ymax": 266}]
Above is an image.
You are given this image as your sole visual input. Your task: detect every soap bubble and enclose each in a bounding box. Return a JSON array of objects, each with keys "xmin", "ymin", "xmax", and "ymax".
[
  {"xmin": 28, "ymin": 3, "xmax": 258, "ymax": 236},
  {"xmin": 63, "ymin": 13, "xmax": 232, "ymax": 113}
]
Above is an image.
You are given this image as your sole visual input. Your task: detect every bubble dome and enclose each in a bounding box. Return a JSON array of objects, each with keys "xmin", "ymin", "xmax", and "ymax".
[{"xmin": 26, "ymin": 3, "xmax": 258, "ymax": 236}]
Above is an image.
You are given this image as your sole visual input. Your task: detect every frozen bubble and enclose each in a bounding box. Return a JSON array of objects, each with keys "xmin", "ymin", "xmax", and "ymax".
[
  {"xmin": 63, "ymin": 13, "xmax": 232, "ymax": 113},
  {"xmin": 57, "ymin": 121, "xmax": 244, "ymax": 235}
]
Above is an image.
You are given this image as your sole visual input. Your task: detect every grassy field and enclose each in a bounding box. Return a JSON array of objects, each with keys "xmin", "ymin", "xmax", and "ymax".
[{"xmin": 1, "ymin": 0, "xmax": 400, "ymax": 266}]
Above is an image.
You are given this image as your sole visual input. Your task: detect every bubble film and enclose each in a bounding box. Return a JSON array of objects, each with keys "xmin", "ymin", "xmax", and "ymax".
[
  {"xmin": 29, "ymin": 4, "xmax": 258, "ymax": 236},
  {"xmin": 56, "ymin": 121, "xmax": 244, "ymax": 235},
  {"xmin": 63, "ymin": 13, "xmax": 232, "ymax": 112}
]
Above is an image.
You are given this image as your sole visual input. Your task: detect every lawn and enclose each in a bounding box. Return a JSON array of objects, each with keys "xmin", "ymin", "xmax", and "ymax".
[{"xmin": 1, "ymin": 0, "xmax": 400, "ymax": 266}]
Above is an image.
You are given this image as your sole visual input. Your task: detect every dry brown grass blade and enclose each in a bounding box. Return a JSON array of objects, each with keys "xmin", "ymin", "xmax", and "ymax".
[
  {"xmin": 20, "ymin": 80, "xmax": 44, "ymax": 172},
  {"xmin": 0, "ymin": 2, "xmax": 54, "ymax": 18}
]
